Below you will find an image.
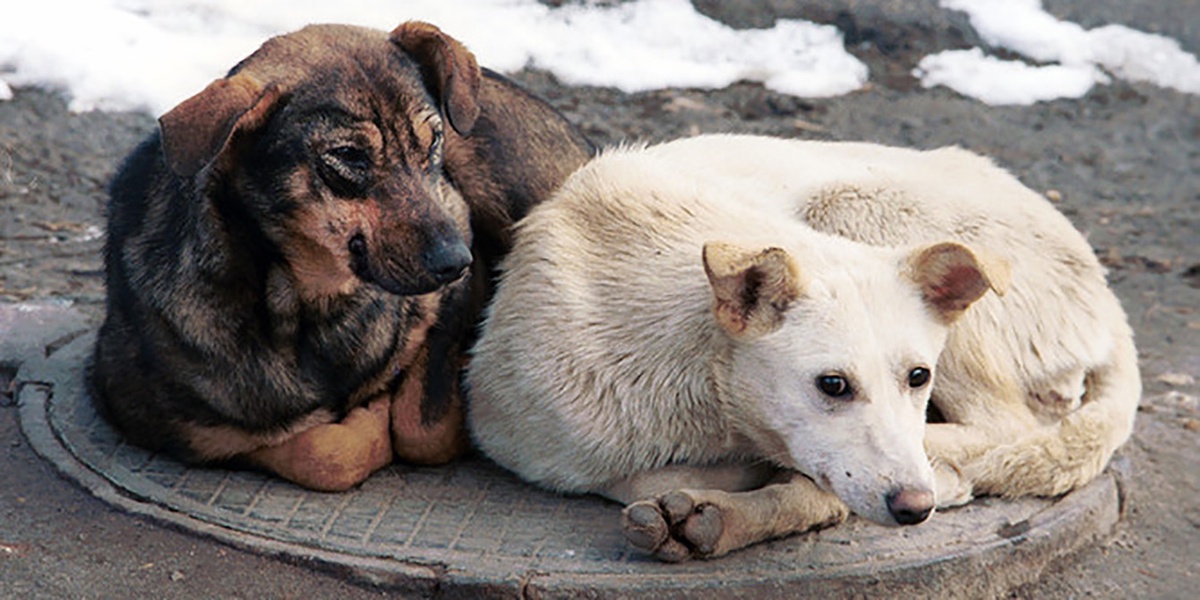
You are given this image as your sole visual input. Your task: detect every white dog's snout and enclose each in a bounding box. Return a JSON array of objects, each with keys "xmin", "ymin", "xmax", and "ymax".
[{"xmin": 886, "ymin": 486, "xmax": 935, "ymax": 525}]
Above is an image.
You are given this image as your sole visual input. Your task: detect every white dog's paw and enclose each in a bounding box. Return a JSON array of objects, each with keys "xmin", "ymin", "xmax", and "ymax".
[
  {"xmin": 621, "ymin": 491, "xmax": 725, "ymax": 562},
  {"xmin": 933, "ymin": 460, "xmax": 974, "ymax": 508}
]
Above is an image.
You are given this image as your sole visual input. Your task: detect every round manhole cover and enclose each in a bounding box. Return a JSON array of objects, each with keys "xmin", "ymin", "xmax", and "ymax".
[{"xmin": 18, "ymin": 331, "xmax": 1126, "ymax": 597}]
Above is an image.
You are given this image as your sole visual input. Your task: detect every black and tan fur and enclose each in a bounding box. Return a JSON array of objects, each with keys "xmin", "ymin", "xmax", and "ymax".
[{"xmin": 90, "ymin": 22, "xmax": 592, "ymax": 491}]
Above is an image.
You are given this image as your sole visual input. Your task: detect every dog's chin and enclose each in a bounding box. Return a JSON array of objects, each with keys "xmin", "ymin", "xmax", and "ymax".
[
  {"xmin": 355, "ymin": 266, "xmax": 466, "ymax": 297},
  {"xmin": 811, "ymin": 470, "xmax": 902, "ymax": 527}
]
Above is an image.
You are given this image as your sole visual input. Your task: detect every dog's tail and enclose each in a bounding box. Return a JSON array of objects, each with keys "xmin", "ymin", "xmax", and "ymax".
[{"xmin": 970, "ymin": 327, "xmax": 1141, "ymax": 498}]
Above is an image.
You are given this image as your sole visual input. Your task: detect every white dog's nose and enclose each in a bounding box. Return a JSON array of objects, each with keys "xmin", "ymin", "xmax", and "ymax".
[{"xmin": 886, "ymin": 487, "xmax": 935, "ymax": 525}]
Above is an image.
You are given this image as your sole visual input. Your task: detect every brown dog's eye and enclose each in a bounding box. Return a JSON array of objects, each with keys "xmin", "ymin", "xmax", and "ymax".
[
  {"xmin": 319, "ymin": 145, "xmax": 372, "ymax": 195},
  {"xmin": 417, "ymin": 112, "xmax": 445, "ymax": 168},
  {"xmin": 325, "ymin": 145, "xmax": 371, "ymax": 171},
  {"xmin": 816, "ymin": 374, "xmax": 852, "ymax": 398}
]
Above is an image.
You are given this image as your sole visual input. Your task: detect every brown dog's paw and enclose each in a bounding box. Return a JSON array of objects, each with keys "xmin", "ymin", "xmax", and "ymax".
[
  {"xmin": 246, "ymin": 396, "xmax": 393, "ymax": 492},
  {"xmin": 621, "ymin": 491, "xmax": 725, "ymax": 562}
]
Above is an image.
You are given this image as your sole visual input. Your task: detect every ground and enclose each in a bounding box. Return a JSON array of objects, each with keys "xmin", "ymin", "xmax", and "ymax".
[{"xmin": 1, "ymin": 1, "xmax": 1198, "ymax": 597}]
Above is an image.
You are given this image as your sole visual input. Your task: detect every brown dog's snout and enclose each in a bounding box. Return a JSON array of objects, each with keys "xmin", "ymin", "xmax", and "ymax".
[
  {"xmin": 347, "ymin": 224, "xmax": 470, "ymax": 296},
  {"xmin": 421, "ymin": 236, "xmax": 472, "ymax": 285},
  {"xmin": 886, "ymin": 486, "xmax": 935, "ymax": 525}
]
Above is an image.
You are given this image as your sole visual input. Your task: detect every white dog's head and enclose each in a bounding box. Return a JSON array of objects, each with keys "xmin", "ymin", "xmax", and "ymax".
[{"xmin": 703, "ymin": 238, "xmax": 1008, "ymax": 526}]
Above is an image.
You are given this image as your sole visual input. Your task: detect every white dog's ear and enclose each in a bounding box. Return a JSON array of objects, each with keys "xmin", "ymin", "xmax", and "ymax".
[
  {"xmin": 905, "ymin": 242, "xmax": 1011, "ymax": 323},
  {"xmin": 703, "ymin": 241, "xmax": 803, "ymax": 337}
]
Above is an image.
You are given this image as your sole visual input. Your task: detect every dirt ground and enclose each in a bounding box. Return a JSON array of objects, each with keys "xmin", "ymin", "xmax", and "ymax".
[{"xmin": 2, "ymin": 1, "xmax": 1198, "ymax": 597}]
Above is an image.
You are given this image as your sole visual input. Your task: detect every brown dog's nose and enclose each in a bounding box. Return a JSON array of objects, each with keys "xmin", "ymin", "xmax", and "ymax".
[
  {"xmin": 886, "ymin": 487, "xmax": 935, "ymax": 525},
  {"xmin": 422, "ymin": 238, "xmax": 472, "ymax": 284}
]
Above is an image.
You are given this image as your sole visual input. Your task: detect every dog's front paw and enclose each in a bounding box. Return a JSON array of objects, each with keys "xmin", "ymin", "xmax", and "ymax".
[
  {"xmin": 621, "ymin": 491, "xmax": 724, "ymax": 562},
  {"xmin": 933, "ymin": 459, "xmax": 974, "ymax": 508}
]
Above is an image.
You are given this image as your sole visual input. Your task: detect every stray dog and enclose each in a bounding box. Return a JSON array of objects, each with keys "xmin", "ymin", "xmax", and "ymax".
[
  {"xmin": 90, "ymin": 22, "xmax": 591, "ymax": 491},
  {"xmin": 466, "ymin": 134, "xmax": 1139, "ymax": 560}
]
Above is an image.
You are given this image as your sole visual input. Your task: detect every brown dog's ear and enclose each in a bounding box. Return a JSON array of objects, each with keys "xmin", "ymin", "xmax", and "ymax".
[
  {"xmin": 703, "ymin": 241, "xmax": 803, "ymax": 338},
  {"xmin": 390, "ymin": 21, "xmax": 482, "ymax": 135},
  {"xmin": 158, "ymin": 73, "xmax": 281, "ymax": 177},
  {"xmin": 906, "ymin": 242, "xmax": 1011, "ymax": 324}
]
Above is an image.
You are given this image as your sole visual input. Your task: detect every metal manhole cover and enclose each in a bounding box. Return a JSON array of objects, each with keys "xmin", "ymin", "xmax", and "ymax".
[{"xmin": 17, "ymin": 330, "xmax": 1126, "ymax": 598}]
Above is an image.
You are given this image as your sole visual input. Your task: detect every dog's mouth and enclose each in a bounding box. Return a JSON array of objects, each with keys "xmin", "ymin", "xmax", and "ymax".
[{"xmin": 348, "ymin": 232, "xmax": 471, "ymax": 296}]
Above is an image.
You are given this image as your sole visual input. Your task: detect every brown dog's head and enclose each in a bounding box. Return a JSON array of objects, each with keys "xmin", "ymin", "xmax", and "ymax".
[{"xmin": 157, "ymin": 22, "xmax": 485, "ymax": 299}]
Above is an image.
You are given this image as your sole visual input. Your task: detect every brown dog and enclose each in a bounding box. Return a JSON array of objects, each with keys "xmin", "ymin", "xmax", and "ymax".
[{"xmin": 90, "ymin": 22, "xmax": 591, "ymax": 491}]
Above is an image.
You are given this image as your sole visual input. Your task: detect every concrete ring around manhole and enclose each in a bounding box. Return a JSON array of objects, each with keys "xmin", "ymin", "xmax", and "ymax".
[{"xmin": 16, "ymin": 329, "xmax": 1128, "ymax": 598}]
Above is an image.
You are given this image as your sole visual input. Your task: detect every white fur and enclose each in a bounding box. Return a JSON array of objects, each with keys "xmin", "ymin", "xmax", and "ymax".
[
  {"xmin": 467, "ymin": 134, "xmax": 1139, "ymax": 531},
  {"xmin": 633, "ymin": 135, "xmax": 1140, "ymax": 503}
]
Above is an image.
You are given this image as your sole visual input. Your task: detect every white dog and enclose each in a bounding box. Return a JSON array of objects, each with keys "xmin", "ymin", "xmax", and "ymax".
[{"xmin": 466, "ymin": 135, "xmax": 1140, "ymax": 561}]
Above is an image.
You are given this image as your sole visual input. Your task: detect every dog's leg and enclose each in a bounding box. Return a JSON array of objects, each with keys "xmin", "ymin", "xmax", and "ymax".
[
  {"xmin": 390, "ymin": 343, "xmax": 469, "ymax": 465},
  {"xmin": 925, "ymin": 416, "xmax": 1072, "ymax": 507},
  {"xmin": 926, "ymin": 380, "xmax": 1070, "ymax": 507},
  {"xmin": 607, "ymin": 467, "xmax": 849, "ymax": 562},
  {"xmin": 246, "ymin": 396, "xmax": 392, "ymax": 492},
  {"xmin": 923, "ymin": 429, "xmax": 980, "ymax": 508},
  {"xmin": 927, "ymin": 333, "xmax": 1140, "ymax": 504},
  {"xmin": 389, "ymin": 274, "xmax": 475, "ymax": 465},
  {"xmin": 925, "ymin": 414, "xmax": 1021, "ymax": 508},
  {"xmin": 927, "ymin": 417, "xmax": 1104, "ymax": 507}
]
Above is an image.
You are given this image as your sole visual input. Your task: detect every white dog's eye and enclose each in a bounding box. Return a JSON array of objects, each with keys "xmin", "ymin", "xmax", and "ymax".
[
  {"xmin": 908, "ymin": 367, "xmax": 932, "ymax": 388},
  {"xmin": 816, "ymin": 374, "xmax": 852, "ymax": 398}
]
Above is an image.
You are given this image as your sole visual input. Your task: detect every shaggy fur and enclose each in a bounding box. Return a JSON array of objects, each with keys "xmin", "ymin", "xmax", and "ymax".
[
  {"xmin": 90, "ymin": 22, "xmax": 591, "ymax": 491},
  {"xmin": 466, "ymin": 134, "xmax": 1139, "ymax": 560}
]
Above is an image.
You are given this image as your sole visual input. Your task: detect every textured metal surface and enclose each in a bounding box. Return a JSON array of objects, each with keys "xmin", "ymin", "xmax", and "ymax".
[{"xmin": 18, "ymin": 330, "xmax": 1125, "ymax": 597}]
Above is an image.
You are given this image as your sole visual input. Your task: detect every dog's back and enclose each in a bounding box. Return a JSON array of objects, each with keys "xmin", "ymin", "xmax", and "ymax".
[{"xmin": 468, "ymin": 150, "xmax": 764, "ymax": 491}]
